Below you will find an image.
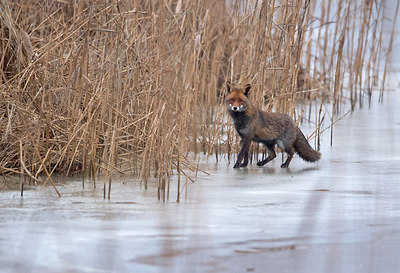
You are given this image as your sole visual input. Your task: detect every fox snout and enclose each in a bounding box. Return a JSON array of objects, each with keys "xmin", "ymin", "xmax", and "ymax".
[{"xmin": 229, "ymin": 104, "xmax": 245, "ymax": 112}]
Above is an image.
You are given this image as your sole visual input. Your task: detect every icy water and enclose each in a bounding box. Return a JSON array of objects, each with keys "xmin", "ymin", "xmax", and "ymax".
[{"xmin": 1, "ymin": 83, "xmax": 400, "ymax": 273}]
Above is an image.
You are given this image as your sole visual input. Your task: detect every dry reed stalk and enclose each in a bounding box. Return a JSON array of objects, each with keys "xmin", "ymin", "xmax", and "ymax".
[
  {"xmin": 379, "ymin": 0, "xmax": 399, "ymax": 102},
  {"xmin": 330, "ymin": 1, "xmax": 350, "ymax": 146},
  {"xmin": 0, "ymin": 0, "xmax": 396, "ymax": 199}
]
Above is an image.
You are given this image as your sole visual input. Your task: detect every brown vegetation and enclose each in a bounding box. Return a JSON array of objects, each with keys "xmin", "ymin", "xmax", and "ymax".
[{"xmin": 0, "ymin": 0, "xmax": 396, "ymax": 199}]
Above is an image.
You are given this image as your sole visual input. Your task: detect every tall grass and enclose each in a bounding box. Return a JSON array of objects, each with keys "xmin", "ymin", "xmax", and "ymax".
[{"xmin": 0, "ymin": 0, "xmax": 396, "ymax": 199}]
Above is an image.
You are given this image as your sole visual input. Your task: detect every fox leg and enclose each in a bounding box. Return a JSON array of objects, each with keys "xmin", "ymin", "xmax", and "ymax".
[
  {"xmin": 240, "ymin": 151, "xmax": 249, "ymax": 167},
  {"xmin": 234, "ymin": 138, "xmax": 251, "ymax": 168},
  {"xmin": 257, "ymin": 144, "xmax": 276, "ymax": 166},
  {"xmin": 281, "ymin": 148, "xmax": 294, "ymax": 168}
]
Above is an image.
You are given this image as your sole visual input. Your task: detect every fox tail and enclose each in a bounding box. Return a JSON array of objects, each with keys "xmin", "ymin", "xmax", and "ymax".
[{"xmin": 293, "ymin": 128, "xmax": 321, "ymax": 162}]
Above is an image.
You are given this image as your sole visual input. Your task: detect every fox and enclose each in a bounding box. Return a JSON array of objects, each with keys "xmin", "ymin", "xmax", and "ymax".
[{"xmin": 225, "ymin": 81, "xmax": 321, "ymax": 168}]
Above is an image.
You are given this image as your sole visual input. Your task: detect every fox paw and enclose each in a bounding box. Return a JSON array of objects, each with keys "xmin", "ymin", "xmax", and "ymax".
[
  {"xmin": 280, "ymin": 163, "xmax": 288, "ymax": 168},
  {"xmin": 240, "ymin": 163, "xmax": 248, "ymax": 167},
  {"xmin": 257, "ymin": 161, "xmax": 265, "ymax": 166},
  {"xmin": 233, "ymin": 163, "xmax": 241, "ymax": 168}
]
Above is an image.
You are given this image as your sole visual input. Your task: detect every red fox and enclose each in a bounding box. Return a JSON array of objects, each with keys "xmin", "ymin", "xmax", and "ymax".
[{"xmin": 225, "ymin": 82, "xmax": 321, "ymax": 168}]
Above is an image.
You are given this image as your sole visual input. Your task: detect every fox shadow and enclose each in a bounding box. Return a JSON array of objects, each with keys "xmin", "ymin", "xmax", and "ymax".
[
  {"xmin": 285, "ymin": 166, "xmax": 319, "ymax": 176},
  {"xmin": 234, "ymin": 163, "xmax": 319, "ymax": 176}
]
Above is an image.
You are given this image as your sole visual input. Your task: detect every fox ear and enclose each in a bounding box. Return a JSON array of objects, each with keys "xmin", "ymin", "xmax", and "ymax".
[
  {"xmin": 226, "ymin": 81, "xmax": 232, "ymax": 93},
  {"xmin": 244, "ymin": 84, "xmax": 251, "ymax": 96}
]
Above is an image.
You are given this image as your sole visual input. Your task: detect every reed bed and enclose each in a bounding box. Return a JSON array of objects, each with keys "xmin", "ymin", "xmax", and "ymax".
[{"xmin": 0, "ymin": 0, "xmax": 396, "ymax": 199}]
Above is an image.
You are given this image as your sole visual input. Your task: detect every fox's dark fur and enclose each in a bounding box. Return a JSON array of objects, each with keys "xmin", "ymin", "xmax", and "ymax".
[{"xmin": 225, "ymin": 82, "xmax": 321, "ymax": 168}]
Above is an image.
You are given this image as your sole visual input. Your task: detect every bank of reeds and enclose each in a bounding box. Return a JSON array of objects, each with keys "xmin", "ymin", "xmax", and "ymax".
[{"xmin": 0, "ymin": 0, "xmax": 396, "ymax": 199}]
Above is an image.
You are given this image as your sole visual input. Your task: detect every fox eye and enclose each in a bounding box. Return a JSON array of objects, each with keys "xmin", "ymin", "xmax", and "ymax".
[{"xmin": 229, "ymin": 99, "xmax": 243, "ymax": 104}]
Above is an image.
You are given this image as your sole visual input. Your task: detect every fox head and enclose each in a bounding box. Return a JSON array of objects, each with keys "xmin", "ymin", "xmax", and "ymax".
[{"xmin": 225, "ymin": 82, "xmax": 251, "ymax": 113}]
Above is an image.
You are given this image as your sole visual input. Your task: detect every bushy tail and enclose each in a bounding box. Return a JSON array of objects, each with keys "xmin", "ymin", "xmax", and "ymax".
[{"xmin": 293, "ymin": 128, "xmax": 321, "ymax": 162}]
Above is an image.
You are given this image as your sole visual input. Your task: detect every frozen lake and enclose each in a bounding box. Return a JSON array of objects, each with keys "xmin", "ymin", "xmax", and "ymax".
[{"xmin": 1, "ymin": 72, "xmax": 400, "ymax": 272}]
